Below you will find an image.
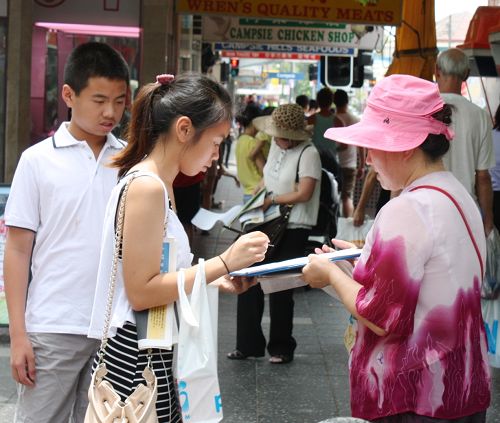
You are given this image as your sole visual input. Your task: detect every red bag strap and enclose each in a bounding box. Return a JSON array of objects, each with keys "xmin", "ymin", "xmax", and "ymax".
[{"xmin": 409, "ymin": 185, "xmax": 484, "ymax": 277}]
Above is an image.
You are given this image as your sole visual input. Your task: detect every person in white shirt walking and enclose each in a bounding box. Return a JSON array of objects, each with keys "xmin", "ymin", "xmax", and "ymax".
[
  {"xmin": 333, "ymin": 89, "xmax": 365, "ymax": 217},
  {"xmin": 435, "ymin": 48, "xmax": 495, "ymax": 235},
  {"xmin": 4, "ymin": 42, "xmax": 129, "ymax": 423}
]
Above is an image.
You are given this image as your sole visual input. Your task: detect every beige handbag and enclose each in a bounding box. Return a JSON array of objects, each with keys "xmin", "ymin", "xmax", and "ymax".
[{"xmin": 84, "ymin": 176, "xmax": 159, "ymax": 423}]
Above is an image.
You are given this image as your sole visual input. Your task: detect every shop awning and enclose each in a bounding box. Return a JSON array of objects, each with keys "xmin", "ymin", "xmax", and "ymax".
[
  {"xmin": 385, "ymin": 0, "xmax": 437, "ymax": 81},
  {"xmin": 457, "ymin": 6, "xmax": 500, "ymax": 77}
]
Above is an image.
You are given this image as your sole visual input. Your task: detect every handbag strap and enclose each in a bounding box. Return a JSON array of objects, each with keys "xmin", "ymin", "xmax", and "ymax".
[
  {"xmin": 97, "ymin": 175, "xmax": 135, "ymax": 365},
  {"xmin": 98, "ymin": 172, "xmax": 169, "ymax": 365},
  {"xmin": 295, "ymin": 144, "xmax": 312, "ymax": 183},
  {"xmin": 409, "ymin": 184, "xmax": 484, "ymax": 277}
]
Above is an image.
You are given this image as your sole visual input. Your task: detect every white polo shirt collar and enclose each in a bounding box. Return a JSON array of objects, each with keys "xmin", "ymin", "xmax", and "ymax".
[{"xmin": 52, "ymin": 123, "xmax": 125, "ymax": 150}]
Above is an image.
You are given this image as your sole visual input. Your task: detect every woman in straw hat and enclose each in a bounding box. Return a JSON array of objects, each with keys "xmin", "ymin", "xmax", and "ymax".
[
  {"xmin": 228, "ymin": 103, "xmax": 322, "ymax": 364},
  {"xmin": 302, "ymin": 74, "xmax": 490, "ymax": 422}
]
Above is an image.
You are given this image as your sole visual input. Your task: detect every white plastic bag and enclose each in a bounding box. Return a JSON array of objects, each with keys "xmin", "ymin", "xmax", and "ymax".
[
  {"xmin": 482, "ymin": 228, "xmax": 500, "ymax": 299},
  {"xmin": 336, "ymin": 217, "xmax": 374, "ymax": 248},
  {"xmin": 176, "ymin": 259, "xmax": 223, "ymax": 423},
  {"xmin": 482, "ymin": 298, "xmax": 500, "ymax": 368}
]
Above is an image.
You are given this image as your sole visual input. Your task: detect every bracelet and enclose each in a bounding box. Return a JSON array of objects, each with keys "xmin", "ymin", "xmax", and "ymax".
[
  {"xmin": 271, "ymin": 194, "xmax": 277, "ymax": 205},
  {"xmin": 218, "ymin": 255, "xmax": 230, "ymax": 274}
]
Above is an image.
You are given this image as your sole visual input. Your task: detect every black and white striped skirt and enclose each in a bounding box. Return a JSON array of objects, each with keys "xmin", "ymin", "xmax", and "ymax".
[{"xmin": 92, "ymin": 322, "xmax": 182, "ymax": 423}]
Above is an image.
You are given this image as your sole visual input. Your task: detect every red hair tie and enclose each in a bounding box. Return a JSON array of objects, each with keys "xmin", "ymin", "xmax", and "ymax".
[{"xmin": 156, "ymin": 74, "xmax": 175, "ymax": 85}]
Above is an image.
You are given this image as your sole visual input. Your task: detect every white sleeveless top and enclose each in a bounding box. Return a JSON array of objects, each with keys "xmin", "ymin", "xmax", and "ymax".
[{"xmin": 88, "ymin": 171, "xmax": 193, "ymax": 339}]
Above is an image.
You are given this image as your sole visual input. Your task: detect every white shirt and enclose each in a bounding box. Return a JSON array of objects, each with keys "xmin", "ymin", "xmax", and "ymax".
[
  {"xmin": 440, "ymin": 93, "xmax": 495, "ymax": 201},
  {"xmin": 336, "ymin": 111, "xmax": 359, "ymax": 169},
  {"xmin": 263, "ymin": 140, "xmax": 321, "ymax": 228},
  {"xmin": 88, "ymin": 171, "xmax": 193, "ymax": 339},
  {"xmin": 5, "ymin": 123, "xmax": 124, "ymax": 335},
  {"xmin": 490, "ymin": 129, "xmax": 500, "ymax": 191}
]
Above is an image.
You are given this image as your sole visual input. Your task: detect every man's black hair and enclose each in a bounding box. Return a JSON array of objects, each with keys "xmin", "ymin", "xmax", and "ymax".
[
  {"xmin": 295, "ymin": 94, "xmax": 309, "ymax": 109},
  {"xmin": 63, "ymin": 42, "xmax": 130, "ymax": 95},
  {"xmin": 333, "ymin": 89, "xmax": 349, "ymax": 108}
]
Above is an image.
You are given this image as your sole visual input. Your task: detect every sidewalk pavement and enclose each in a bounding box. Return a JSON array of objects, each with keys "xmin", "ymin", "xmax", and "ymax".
[{"xmin": 1, "ymin": 159, "xmax": 500, "ymax": 422}]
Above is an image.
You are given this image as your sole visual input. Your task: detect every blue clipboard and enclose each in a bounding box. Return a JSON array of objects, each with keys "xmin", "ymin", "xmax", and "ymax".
[{"xmin": 230, "ymin": 248, "xmax": 361, "ymax": 277}]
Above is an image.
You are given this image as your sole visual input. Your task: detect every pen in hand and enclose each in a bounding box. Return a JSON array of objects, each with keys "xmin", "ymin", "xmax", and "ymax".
[{"xmin": 223, "ymin": 226, "xmax": 274, "ymax": 247}]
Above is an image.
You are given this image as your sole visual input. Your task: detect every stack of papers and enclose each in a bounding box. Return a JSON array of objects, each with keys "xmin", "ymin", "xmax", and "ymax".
[{"xmin": 191, "ymin": 188, "xmax": 280, "ymax": 232}]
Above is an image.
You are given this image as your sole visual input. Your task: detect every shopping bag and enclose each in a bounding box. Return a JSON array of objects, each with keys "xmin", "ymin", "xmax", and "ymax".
[
  {"xmin": 482, "ymin": 298, "xmax": 500, "ymax": 368},
  {"xmin": 482, "ymin": 228, "xmax": 500, "ymax": 299},
  {"xmin": 176, "ymin": 259, "xmax": 222, "ymax": 423},
  {"xmin": 336, "ymin": 217, "xmax": 374, "ymax": 248}
]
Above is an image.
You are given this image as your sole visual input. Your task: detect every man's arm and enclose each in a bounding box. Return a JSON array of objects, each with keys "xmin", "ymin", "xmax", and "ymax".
[
  {"xmin": 4, "ymin": 226, "xmax": 36, "ymax": 385},
  {"xmin": 475, "ymin": 169, "xmax": 494, "ymax": 235},
  {"xmin": 249, "ymin": 139, "xmax": 267, "ymax": 173},
  {"xmin": 352, "ymin": 167, "xmax": 377, "ymax": 226}
]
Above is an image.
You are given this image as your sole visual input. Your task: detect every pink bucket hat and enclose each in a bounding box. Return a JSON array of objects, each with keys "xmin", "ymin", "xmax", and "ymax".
[{"xmin": 324, "ymin": 74, "xmax": 454, "ymax": 152}]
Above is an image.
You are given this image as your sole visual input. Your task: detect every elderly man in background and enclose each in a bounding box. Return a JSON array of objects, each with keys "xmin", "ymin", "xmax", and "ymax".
[{"xmin": 435, "ymin": 48, "xmax": 495, "ymax": 234}]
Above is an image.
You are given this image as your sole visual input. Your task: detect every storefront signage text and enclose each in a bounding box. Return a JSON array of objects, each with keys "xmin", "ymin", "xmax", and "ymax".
[{"xmin": 177, "ymin": 0, "xmax": 402, "ymax": 26}]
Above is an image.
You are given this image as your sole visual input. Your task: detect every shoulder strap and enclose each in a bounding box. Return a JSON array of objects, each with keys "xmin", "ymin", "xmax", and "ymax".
[
  {"xmin": 409, "ymin": 185, "xmax": 484, "ymax": 277},
  {"xmin": 125, "ymin": 171, "xmax": 171, "ymax": 213},
  {"xmin": 98, "ymin": 174, "xmax": 134, "ymax": 364},
  {"xmin": 295, "ymin": 144, "xmax": 312, "ymax": 183},
  {"xmin": 117, "ymin": 171, "xmax": 170, "ymax": 236}
]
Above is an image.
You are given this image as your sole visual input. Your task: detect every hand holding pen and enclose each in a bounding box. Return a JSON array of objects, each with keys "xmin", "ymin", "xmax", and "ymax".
[{"xmin": 223, "ymin": 225, "xmax": 274, "ymax": 248}]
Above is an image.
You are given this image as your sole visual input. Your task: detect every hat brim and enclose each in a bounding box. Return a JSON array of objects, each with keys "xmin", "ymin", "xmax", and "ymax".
[
  {"xmin": 253, "ymin": 115, "xmax": 311, "ymax": 141},
  {"xmin": 324, "ymin": 122, "xmax": 428, "ymax": 152}
]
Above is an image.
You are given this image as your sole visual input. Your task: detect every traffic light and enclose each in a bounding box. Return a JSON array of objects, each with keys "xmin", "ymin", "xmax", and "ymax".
[
  {"xmin": 352, "ymin": 50, "xmax": 373, "ymax": 88},
  {"xmin": 319, "ymin": 50, "xmax": 373, "ymax": 88},
  {"xmin": 320, "ymin": 55, "xmax": 353, "ymax": 88},
  {"xmin": 201, "ymin": 42, "xmax": 216, "ymax": 74},
  {"xmin": 220, "ymin": 62, "xmax": 230, "ymax": 83},
  {"xmin": 308, "ymin": 63, "xmax": 318, "ymax": 81},
  {"xmin": 230, "ymin": 58, "xmax": 240, "ymax": 77}
]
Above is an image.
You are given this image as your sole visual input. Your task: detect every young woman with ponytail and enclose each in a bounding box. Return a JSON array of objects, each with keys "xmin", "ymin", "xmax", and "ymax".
[{"xmin": 88, "ymin": 73, "xmax": 269, "ymax": 422}]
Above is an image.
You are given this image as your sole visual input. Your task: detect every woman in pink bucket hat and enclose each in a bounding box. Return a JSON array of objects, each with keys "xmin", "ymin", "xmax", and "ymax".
[{"xmin": 303, "ymin": 74, "xmax": 490, "ymax": 422}]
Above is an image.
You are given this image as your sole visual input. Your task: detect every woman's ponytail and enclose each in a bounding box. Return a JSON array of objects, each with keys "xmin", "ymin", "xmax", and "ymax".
[{"xmin": 112, "ymin": 83, "xmax": 162, "ymax": 178}]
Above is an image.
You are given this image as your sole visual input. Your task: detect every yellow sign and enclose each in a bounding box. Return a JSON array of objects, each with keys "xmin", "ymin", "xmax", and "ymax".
[{"xmin": 176, "ymin": 0, "xmax": 402, "ymax": 26}]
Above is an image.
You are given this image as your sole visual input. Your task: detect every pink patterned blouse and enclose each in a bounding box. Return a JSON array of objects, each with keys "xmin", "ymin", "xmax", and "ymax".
[{"xmin": 350, "ymin": 172, "xmax": 490, "ymax": 420}]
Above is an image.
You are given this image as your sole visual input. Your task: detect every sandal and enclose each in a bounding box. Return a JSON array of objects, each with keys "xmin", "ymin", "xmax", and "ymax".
[
  {"xmin": 269, "ymin": 354, "xmax": 293, "ymax": 364},
  {"xmin": 227, "ymin": 349, "xmax": 248, "ymax": 360}
]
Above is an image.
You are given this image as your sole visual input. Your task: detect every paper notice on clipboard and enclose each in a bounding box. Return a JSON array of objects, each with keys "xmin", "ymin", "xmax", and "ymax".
[
  {"xmin": 258, "ymin": 273, "xmax": 343, "ymax": 300},
  {"xmin": 239, "ymin": 249, "xmax": 359, "ymax": 296},
  {"xmin": 191, "ymin": 188, "xmax": 269, "ymax": 232},
  {"xmin": 191, "ymin": 205, "xmax": 242, "ymax": 231},
  {"xmin": 230, "ymin": 248, "xmax": 361, "ymax": 277},
  {"xmin": 134, "ymin": 238, "xmax": 178, "ymax": 350}
]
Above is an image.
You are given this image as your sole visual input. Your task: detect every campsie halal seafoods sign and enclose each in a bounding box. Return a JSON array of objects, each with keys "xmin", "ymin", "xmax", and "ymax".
[{"xmin": 176, "ymin": 0, "xmax": 402, "ymax": 26}]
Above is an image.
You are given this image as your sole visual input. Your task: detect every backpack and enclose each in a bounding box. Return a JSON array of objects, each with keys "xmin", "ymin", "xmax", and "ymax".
[{"xmin": 305, "ymin": 168, "xmax": 340, "ymax": 253}]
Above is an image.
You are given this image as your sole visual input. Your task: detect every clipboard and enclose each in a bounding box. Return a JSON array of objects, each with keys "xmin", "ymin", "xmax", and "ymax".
[{"xmin": 230, "ymin": 248, "xmax": 361, "ymax": 277}]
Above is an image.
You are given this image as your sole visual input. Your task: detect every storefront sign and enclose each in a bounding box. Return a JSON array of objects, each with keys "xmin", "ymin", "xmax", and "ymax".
[
  {"xmin": 176, "ymin": 0, "xmax": 402, "ymax": 26},
  {"xmin": 214, "ymin": 42, "xmax": 355, "ymax": 55},
  {"xmin": 265, "ymin": 72, "xmax": 304, "ymax": 80},
  {"xmin": 203, "ymin": 17, "xmax": 383, "ymax": 50},
  {"xmin": 220, "ymin": 50, "xmax": 321, "ymax": 60}
]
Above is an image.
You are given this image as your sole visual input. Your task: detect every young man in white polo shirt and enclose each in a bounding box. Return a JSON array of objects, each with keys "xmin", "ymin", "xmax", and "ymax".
[{"xmin": 4, "ymin": 42, "xmax": 129, "ymax": 422}]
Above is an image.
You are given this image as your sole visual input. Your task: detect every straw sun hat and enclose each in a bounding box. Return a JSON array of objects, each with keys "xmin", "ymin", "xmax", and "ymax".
[{"xmin": 253, "ymin": 103, "xmax": 310, "ymax": 141}]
